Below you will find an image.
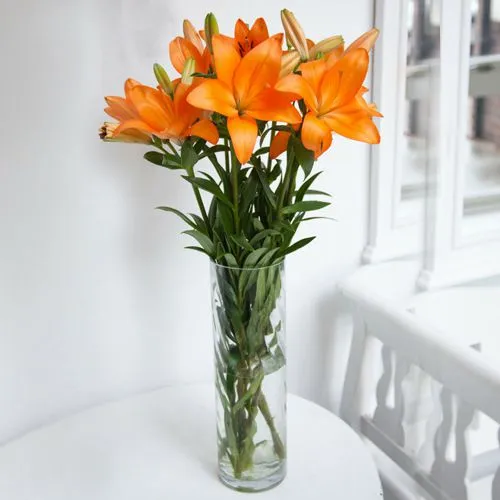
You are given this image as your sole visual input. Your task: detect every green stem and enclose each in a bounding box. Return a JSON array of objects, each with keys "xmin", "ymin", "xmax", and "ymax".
[
  {"xmin": 278, "ymin": 148, "xmax": 295, "ymax": 215},
  {"xmin": 258, "ymin": 392, "xmax": 286, "ymax": 459},
  {"xmin": 231, "ymin": 148, "xmax": 241, "ymax": 234},
  {"xmin": 224, "ymin": 138, "xmax": 230, "ymax": 176},
  {"xmin": 267, "ymin": 121, "xmax": 277, "ymax": 173},
  {"xmin": 186, "ymin": 164, "xmax": 211, "ymax": 237},
  {"xmin": 164, "ymin": 139, "xmax": 179, "ymax": 157}
]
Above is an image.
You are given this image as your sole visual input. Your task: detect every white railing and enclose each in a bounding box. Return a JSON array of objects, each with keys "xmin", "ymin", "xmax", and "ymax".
[{"xmin": 340, "ymin": 278, "xmax": 500, "ymax": 500}]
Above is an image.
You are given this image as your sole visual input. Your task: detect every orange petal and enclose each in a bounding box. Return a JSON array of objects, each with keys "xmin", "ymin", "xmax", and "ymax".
[
  {"xmin": 104, "ymin": 96, "xmax": 136, "ymax": 121},
  {"xmin": 275, "ymin": 74, "xmax": 318, "ymax": 113},
  {"xmin": 127, "ymin": 85, "xmax": 173, "ymax": 131},
  {"xmin": 183, "ymin": 19, "xmax": 204, "ymax": 54},
  {"xmin": 301, "ymin": 112, "xmax": 332, "ymax": 156},
  {"xmin": 345, "ymin": 28, "xmax": 379, "ymax": 55},
  {"xmin": 124, "ymin": 78, "xmax": 141, "ymax": 94},
  {"xmin": 270, "ymin": 131, "xmax": 291, "ymax": 159},
  {"xmin": 189, "ymin": 118, "xmax": 219, "ymax": 144},
  {"xmin": 169, "ymin": 37, "xmax": 204, "ymax": 74},
  {"xmin": 332, "ymin": 48, "xmax": 369, "ymax": 108},
  {"xmin": 235, "ymin": 19, "xmax": 250, "ymax": 42},
  {"xmin": 114, "ymin": 118, "xmax": 158, "ymax": 136},
  {"xmin": 249, "ymin": 18, "xmax": 269, "ymax": 45},
  {"xmin": 318, "ymin": 66, "xmax": 341, "ymax": 113},
  {"xmin": 234, "ymin": 37, "xmax": 282, "ymax": 107},
  {"xmin": 186, "ymin": 79, "xmax": 238, "ymax": 117},
  {"xmin": 245, "ymin": 88, "xmax": 302, "ymax": 123},
  {"xmin": 212, "ymin": 35, "xmax": 241, "ymax": 88},
  {"xmin": 299, "ymin": 58, "xmax": 327, "ymax": 95},
  {"xmin": 325, "ymin": 46, "xmax": 345, "ymax": 69},
  {"xmin": 227, "ymin": 115, "xmax": 258, "ymax": 164},
  {"xmin": 322, "ymin": 103, "xmax": 380, "ymax": 144}
]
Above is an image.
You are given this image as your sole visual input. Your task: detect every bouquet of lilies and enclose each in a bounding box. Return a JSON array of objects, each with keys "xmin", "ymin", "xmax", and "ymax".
[{"xmin": 100, "ymin": 9, "xmax": 380, "ymax": 486}]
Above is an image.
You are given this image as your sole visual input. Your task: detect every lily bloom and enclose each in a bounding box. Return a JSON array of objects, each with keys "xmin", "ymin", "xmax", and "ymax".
[
  {"xmin": 234, "ymin": 17, "xmax": 270, "ymax": 56},
  {"xmin": 170, "ymin": 20, "xmax": 211, "ymax": 74},
  {"xmin": 187, "ymin": 35, "xmax": 302, "ymax": 164},
  {"xmin": 103, "ymin": 77, "xmax": 218, "ymax": 144},
  {"xmin": 274, "ymin": 49, "xmax": 381, "ymax": 158}
]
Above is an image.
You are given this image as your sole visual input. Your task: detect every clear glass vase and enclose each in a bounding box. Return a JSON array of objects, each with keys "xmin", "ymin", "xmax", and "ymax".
[{"xmin": 210, "ymin": 259, "xmax": 286, "ymax": 492}]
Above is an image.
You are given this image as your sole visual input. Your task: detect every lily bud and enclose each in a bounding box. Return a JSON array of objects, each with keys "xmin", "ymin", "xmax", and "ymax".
[
  {"xmin": 280, "ymin": 9, "xmax": 308, "ymax": 61},
  {"xmin": 99, "ymin": 122, "xmax": 152, "ymax": 144},
  {"xmin": 181, "ymin": 57, "xmax": 196, "ymax": 84},
  {"xmin": 309, "ymin": 35, "xmax": 344, "ymax": 59},
  {"xmin": 204, "ymin": 12, "xmax": 219, "ymax": 54},
  {"xmin": 183, "ymin": 19, "xmax": 204, "ymax": 53},
  {"xmin": 279, "ymin": 51, "xmax": 301, "ymax": 78},
  {"xmin": 153, "ymin": 63, "xmax": 174, "ymax": 96}
]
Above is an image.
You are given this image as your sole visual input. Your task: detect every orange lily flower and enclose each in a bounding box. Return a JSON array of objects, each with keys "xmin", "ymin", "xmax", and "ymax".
[
  {"xmin": 187, "ymin": 35, "xmax": 302, "ymax": 164},
  {"xmin": 104, "ymin": 78, "xmax": 219, "ymax": 144},
  {"xmin": 234, "ymin": 17, "xmax": 270, "ymax": 56},
  {"xmin": 170, "ymin": 20, "xmax": 211, "ymax": 74},
  {"xmin": 274, "ymin": 49, "xmax": 380, "ymax": 158}
]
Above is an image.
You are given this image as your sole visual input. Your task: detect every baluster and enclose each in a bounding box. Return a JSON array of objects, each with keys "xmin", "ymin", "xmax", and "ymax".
[
  {"xmin": 372, "ymin": 346, "xmax": 410, "ymax": 447},
  {"xmin": 431, "ymin": 387, "xmax": 474, "ymax": 500},
  {"xmin": 417, "ymin": 377, "xmax": 442, "ymax": 470},
  {"xmin": 492, "ymin": 428, "xmax": 500, "ymax": 500}
]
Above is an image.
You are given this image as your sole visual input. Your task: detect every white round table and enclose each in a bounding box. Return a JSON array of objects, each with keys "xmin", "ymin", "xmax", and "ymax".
[{"xmin": 0, "ymin": 385, "xmax": 382, "ymax": 499}]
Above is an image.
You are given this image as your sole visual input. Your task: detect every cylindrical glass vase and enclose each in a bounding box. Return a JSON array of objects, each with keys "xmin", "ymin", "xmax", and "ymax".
[{"xmin": 210, "ymin": 259, "xmax": 286, "ymax": 492}]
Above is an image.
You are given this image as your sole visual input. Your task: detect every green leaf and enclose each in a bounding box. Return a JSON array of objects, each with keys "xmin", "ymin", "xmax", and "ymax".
[
  {"xmin": 221, "ymin": 253, "xmax": 238, "ymax": 268},
  {"xmin": 143, "ymin": 151, "xmax": 164, "ymax": 166},
  {"xmin": 183, "ymin": 229, "xmax": 215, "ymax": 255},
  {"xmin": 183, "ymin": 176, "xmax": 233, "ymax": 208},
  {"xmin": 243, "ymin": 248, "xmax": 269, "ymax": 268},
  {"xmin": 198, "ymin": 144, "xmax": 230, "ymax": 160},
  {"xmin": 291, "ymin": 136, "xmax": 315, "ymax": 178},
  {"xmin": 230, "ymin": 234, "xmax": 254, "ymax": 252},
  {"xmin": 156, "ymin": 206, "xmax": 197, "ymax": 229},
  {"xmin": 295, "ymin": 171, "xmax": 323, "ymax": 202},
  {"xmin": 281, "ymin": 200, "xmax": 330, "ymax": 215},
  {"xmin": 259, "ymin": 125, "xmax": 291, "ymax": 146},
  {"xmin": 305, "ymin": 189, "xmax": 331, "ymax": 197},
  {"xmin": 249, "ymin": 229, "xmax": 281, "ymax": 247},
  {"xmin": 232, "ymin": 371, "xmax": 265, "ymax": 413},
  {"xmin": 282, "ymin": 236, "xmax": 316, "ymax": 256},
  {"xmin": 252, "ymin": 146, "xmax": 270, "ymax": 157},
  {"xmin": 302, "ymin": 216, "xmax": 336, "ymax": 222},
  {"xmin": 181, "ymin": 141, "xmax": 199, "ymax": 169},
  {"xmin": 185, "ymin": 245, "xmax": 210, "ymax": 256},
  {"xmin": 190, "ymin": 72, "xmax": 216, "ymax": 79},
  {"xmin": 253, "ymin": 164, "xmax": 277, "ymax": 209}
]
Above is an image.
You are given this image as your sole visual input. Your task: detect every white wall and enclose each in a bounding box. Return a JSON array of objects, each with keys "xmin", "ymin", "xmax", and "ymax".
[{"xmin": 0, "ymin": 0, "xmax": 374, "ymax": 444}]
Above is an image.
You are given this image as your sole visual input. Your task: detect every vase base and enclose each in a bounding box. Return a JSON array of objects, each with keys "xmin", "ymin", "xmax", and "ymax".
[{"xmin": 218, "ymin": 460, "xmax": 286, "ymax": 493}]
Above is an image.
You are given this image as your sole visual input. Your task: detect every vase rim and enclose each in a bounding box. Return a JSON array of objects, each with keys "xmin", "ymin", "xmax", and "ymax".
[{"xmin": 210, "ymin": 257, "xmax": 285, "ymax": 272}]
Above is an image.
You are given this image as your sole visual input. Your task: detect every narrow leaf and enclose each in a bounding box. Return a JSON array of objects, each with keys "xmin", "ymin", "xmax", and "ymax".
[
  {"xmin": 281, "ymin": 200, "xmax": 330, "ymax": 214},
  {"xmin": 156, "ymin": 206, "xmax": 197, "ymax": 229},
  {"xmin": 183, "ymin": 229, "xmax": 215, "ymax": 255},
  {"xmin": 283, "ymin": 236, "xmax": 316, "ymax": 256},
  {"xmin": 181, "ymin": 141, "xmax": 199, "ymax": 169}
]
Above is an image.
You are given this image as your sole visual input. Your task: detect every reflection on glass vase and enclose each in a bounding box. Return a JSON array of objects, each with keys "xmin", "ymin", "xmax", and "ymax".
[{"xmin": 210, "ymin": 259, "xmax": 286, "ymax": 492}]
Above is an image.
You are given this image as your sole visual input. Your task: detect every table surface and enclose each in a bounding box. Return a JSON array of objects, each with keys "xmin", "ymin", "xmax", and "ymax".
[{"xmin": 0, "ymin": 384, "xmax": 382, "ymax": 500}]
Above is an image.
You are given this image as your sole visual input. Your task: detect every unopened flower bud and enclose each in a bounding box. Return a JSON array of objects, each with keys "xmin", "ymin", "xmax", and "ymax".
[
  {"xmin": 204, "ymin": 12, "xmax": 219, "ymax": 54},
  {"xmin": 309, "ymin": 35, "xmax": 344, "ymax": 59},
  {"xmin": 181, "ymin": 57, "xmax": 196, "ymax": 84},
  {"xmin": 280, "ymin": 9, "xmax": 308, "ymax": 61},
  {"xmin": 153, "ymin": 63, "xmax": 174, "ymax": 96}
]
